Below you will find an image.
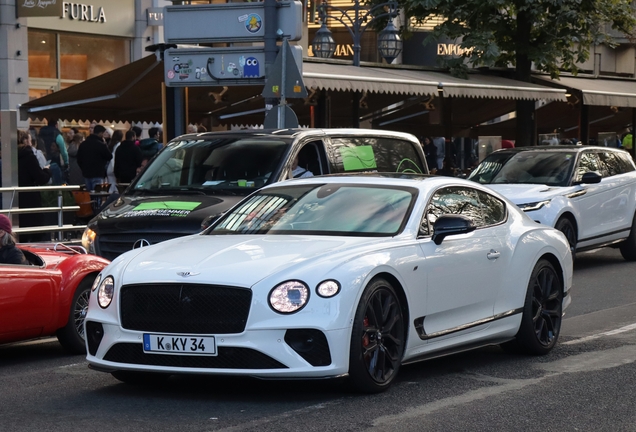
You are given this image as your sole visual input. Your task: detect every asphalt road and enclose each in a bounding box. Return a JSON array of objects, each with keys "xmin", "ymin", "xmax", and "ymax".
[{"xmin": 1, "ymin": 247, "xmax": 635, "ymax": 432}]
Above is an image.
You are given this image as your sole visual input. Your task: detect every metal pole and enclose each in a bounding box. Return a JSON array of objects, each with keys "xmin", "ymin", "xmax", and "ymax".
[
  {"xmin": 264, "ymin": 0, "xmax": 279, "ymax": 119},
  {"xmin": 277, "ymin": 39, "xmax": 288, "ymax": 128}
]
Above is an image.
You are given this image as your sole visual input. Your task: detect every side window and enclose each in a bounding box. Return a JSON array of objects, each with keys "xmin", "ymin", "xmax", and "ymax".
[
  {"xmin": 291, "ymin": 141, "xmax": 327, "ymax": 178},
  {"xmin": 617, "ymin": 151, "xmax": 636, "ymax": 173},
  {"xmin": 575, "ymin": 152, "xmax": 603, "ymax": 181},
  {"xmin": 597, "ymin": 151, "xmax": 624, "ymax": 177},
  {"xmin": 328, "ymin": 137, "xmax": 426, "ymax": 174},
  {"xmin": 476, "ymin": 190, "xmax": 506, "ymax": 225},
  {"xmin": 419, "ymin": 186, "xmax": 486, "ymax": 236}
]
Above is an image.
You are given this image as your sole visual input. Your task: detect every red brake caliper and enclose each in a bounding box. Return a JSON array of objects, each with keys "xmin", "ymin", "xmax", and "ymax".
[{"xmin": 362, "ymin": 316, "xmax": 370, "ymax": 347}]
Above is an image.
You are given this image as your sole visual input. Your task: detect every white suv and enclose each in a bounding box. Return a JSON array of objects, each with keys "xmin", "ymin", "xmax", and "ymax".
[{"xmin": 469, "ymin": 145, "xmax": 636, "ymax": 259}]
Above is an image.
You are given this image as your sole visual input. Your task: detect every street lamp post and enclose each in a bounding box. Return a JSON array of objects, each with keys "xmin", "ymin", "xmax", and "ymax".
[{"xmin": 311, "ymin": 0, "xmax": 403, "ymax": 126}]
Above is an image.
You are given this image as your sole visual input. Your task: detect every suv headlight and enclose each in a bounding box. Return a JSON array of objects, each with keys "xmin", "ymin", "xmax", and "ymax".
[
  {"xmin": 82, "ymin": 227, "xmax": 97, "ymax": 254},
  {"xmin": 518, "ymin": 200, "xmax": 551, "ymax": 212},
  {"xmin": 97, "ymin": 276, "xmax": 115, "ymax": 308},
  {"xmin": 269, "ymin": 280, "xmax": 309, "ymax": 314}
]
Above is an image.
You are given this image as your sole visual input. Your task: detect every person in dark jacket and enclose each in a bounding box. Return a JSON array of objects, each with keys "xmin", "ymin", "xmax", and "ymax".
[
  {"xmin": 76, "ymin": 124, "xmax": 112, "ymax": 191},
  {"xmin": 138, "ymin": 127, "xmax": 163, "ymax": 161},
  {"xmin": 18, "ymin": 130, "xmax": 52, "ymax": 242},
  {"xmin": 114, "ymin": 130, "xmax": 143, "ymax": 183},
  {"xmin": 0, "ymin": 214, "xmax": 28, "ymax": 265}
]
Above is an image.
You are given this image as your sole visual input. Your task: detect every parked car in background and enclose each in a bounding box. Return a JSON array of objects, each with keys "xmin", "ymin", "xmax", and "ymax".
[
  {"xmin": 82, "ymin": 128, "xmax": 429, "ymax": 261},
  {"xmin": 86, "ymin": 174, "xmax": 572, "ymax": 393},
  {"xmin": 469, "ymin": 145, "xmax": 636, "ymax": 259},
  {"xmin": 0, "ymin": 244, "xmax": 109, "ymax": 353}
]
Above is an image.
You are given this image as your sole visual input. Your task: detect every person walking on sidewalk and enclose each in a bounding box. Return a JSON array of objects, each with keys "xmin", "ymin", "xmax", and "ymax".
[{"xmin": 76, "ymin": 124, "xmax": 112, "ymax": 192}]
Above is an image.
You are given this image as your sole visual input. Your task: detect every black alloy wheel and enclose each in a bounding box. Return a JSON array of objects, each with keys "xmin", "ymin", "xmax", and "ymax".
[
  {"xmin": 504, "ymin": 259, "xmax": 563, "ymax": 355},
  {"xmin": 349, "ymin": 278, "xmax": 405, "ymax": 393}
]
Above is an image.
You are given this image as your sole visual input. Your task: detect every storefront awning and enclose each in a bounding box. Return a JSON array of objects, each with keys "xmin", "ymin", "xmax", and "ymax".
[
  {"xmin": 303, "ymin": 61, "xmax": 567, "ymax": 101},
  {"xmin": 533, "ymin": 75, "xmax": 636, "ymax": 107}
]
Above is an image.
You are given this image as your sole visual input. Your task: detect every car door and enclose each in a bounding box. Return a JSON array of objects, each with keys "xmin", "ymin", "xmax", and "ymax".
[
  {"xmin": 595, "ymin": 150, "xmax": 636, "ymax": 233},
  {"xmin": 415, "ymin": 186, "xmax": 508, "ymax": 343},
  {"xmin": 572, "ymin": 151, "xmax": 624, "ymax": 242},
  {"xmin": 0, "ymin": 263, "xmax": 54, "ymax": 343}
]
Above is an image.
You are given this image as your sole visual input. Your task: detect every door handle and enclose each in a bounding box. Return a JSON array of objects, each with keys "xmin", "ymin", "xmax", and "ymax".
[{"xmin": 487, "ymin": 249, "xmax": 500, "ymax": 260}]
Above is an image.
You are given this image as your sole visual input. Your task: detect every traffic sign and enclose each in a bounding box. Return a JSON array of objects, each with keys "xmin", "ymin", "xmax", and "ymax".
[
  {"xmin": 165, "ymin": 47, "xmax": 268, "ymax": 87},
  {"xmin": 262, "ymin": 40, "xmax": 308, "ymax": 99},
  {"xmin": 164, "ymin": 1, "xmax": 303, "ymax": 44}
]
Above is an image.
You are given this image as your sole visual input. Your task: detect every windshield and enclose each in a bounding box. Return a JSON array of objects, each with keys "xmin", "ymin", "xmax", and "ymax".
[
  {"xmin": 469, "ymin": 151, "xmax": 576, "ymax": 186},
  {"xmin": 132, "ymin": 137, "xmax": 291, "ymax": 192},
  {"xmin": 210, "ymin": 183, "xmax": 417, "ymax": 236}
]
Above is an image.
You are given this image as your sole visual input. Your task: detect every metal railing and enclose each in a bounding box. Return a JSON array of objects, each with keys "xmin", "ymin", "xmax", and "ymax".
[{"xmin": 0, "ymin": 185, "xmax": 88, "ymax": 241}]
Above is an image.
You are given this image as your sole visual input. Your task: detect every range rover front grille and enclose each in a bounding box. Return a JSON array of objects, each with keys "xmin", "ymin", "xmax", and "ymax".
[{"xmin": 120, "ymin": 283, "xmax": 252, "ymax": 334}]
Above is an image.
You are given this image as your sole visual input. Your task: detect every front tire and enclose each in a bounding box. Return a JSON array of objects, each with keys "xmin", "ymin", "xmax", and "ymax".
[
  {"xmin": 619, "ymin": 212, "xmax": 636, "ymax": 261},
  {"xmin": 57, "ymin": 278, "xmax": 92, "ymax": 354},
  {"xmin": 348, "ymin": 278, "xmax": 405, "ymax": 393},
  {"xmin": 555, "ymin": 217, "xmax": 577, "ymax": 255},
  {"xmin": 504, "ymin": 259, "xmax": 563, "ymax": 355}
]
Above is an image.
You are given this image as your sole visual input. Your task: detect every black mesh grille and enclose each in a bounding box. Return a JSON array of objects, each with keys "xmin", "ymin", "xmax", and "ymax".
[
  {"xmin": 120, "ymin": 284, "xmax": 252, "ymax": 334},
  {"xmin": 97, "ymin": 233, "xmax": 188, "ymax": 261},
  {"xmin": 284, "ymin": 329, "xmax": 332, "ymax": 367},
  {"xmin": 104, "ymin": 343, "xmax": 287, "ymax": 369}
]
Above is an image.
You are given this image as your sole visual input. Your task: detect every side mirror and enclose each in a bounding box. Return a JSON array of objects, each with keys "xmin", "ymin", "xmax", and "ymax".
[
  {"xmin": 573, "ymin": 171, "xmax": 602, "ymax": 185},
  {"xmin": 431, "ymin": 214, "xmax": 476, "ymax": 245}
]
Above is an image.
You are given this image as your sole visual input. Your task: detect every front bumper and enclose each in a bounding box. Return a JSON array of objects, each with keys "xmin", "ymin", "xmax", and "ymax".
[{"xmin": 85, "ymin": 321, "xmax": 352, "ymax": 379}]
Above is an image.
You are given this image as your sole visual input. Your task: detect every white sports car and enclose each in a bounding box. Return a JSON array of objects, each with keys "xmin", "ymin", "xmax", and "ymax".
[{"xmin": 85, "ymin": 174, "xmax": 573, "ymax": 392}]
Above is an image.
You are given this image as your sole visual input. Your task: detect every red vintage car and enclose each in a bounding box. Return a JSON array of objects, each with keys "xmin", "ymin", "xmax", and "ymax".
[{"xmin": 0, "ymin": 243, "xmax": 109, "ymax": 353}]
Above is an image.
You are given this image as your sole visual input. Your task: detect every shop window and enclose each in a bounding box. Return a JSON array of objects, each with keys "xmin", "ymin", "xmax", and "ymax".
[
  {"xmin": 28, "ymin": 30, "xmax": 57, "ymax": 79},
  {"xmin": 60, "ymin": 33, "xmax": 129, "ymax": 80}
]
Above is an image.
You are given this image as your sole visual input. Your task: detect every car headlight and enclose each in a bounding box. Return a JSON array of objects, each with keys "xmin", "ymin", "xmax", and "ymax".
[
  {"xmin": 97, "ymin": 276, "xmax": 115, "ymax": 309},
  {"xmin": 82, "ymin": 227, "xmax": 97, "ymax": 254},
  {"xmin": 91, "ymin": 274, "xmax": 102, "ymax": 292},
  {"xmin": 269, "ymin": 280, "xmax": 309, "ymax": 314},
  {"xmin": 518, "ymin": 200, "xmax": 551, "ymax": 212},
  {"xmin": 316, "ymin": 280, "xmax": 340, "ymax": 298}
]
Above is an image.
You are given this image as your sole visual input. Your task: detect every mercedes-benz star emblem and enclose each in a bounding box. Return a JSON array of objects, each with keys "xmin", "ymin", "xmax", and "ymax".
[{"xmin": 133, "ymin": 239, "xmax": 151, "ymax": 249}]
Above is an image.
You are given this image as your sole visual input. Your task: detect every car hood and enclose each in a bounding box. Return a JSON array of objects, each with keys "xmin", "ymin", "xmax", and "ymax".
[
  {"xmin": 119, "ymin": 234, "xmax": 384, "ymax": 287},
  {"xmin": 92, "ymin": 192, "xmax": 247, "ymax": 234},
  {"xmin": 487, "ymin": 183, "xmax": 567, "ymax": 204}
]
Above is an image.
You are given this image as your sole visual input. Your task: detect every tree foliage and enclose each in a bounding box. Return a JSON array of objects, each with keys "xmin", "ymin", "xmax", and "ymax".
[{"xmin": 390, "ymin": 0, "xmax": 636, "ymax": 80}]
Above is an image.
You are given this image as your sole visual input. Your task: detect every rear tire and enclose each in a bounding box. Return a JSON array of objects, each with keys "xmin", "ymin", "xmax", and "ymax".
[
  {"xmin": 57, "ymin": 278, "xmax": 92, "ymax": 354},
  {"xmin": 619, "ymin": 212, "xmax": 636, "ymax": 261},
  {"xmin": 503, "ymin": 259, "xmax": 562, "ymax": 355},
  {"xmin": 348, "ymin": 278, "xmax": 405, "ymax": 393},
  {"xmin": 555, "ymin": 217, "xmax": 577, "ymax": 256}
]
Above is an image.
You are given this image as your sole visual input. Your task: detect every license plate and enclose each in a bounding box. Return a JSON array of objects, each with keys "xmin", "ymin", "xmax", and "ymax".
[{"xmin": 143, "ymin": 334, "xmax": 217, "ymax": 356}]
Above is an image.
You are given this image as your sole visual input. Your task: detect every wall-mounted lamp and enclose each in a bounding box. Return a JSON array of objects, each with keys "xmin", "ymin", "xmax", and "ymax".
[
  {"xmin": 17, "ymin": 77, "xmax": 22, "ymax": 83},
  {"xmin": 15, "ymin": 23, "xmax": 21, "ymax": 29},
  {"xmin": 16, "ymin": 50, "xmax": 22, "ymax": 56}
]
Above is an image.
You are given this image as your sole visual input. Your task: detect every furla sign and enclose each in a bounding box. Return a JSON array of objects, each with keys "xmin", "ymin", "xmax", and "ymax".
[{"xmin": 63, "ymin": 2, "xmax": 106, "ymax": 22}]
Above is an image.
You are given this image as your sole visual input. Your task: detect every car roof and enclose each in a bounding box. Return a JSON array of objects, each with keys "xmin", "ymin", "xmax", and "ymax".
[
  {"xmin": 492, "ymin": 145, "xmax": 626, "ymax": 154},
  {"xmin": 174, "ymin": 128, "xmax": 420, "ymax": 143}
]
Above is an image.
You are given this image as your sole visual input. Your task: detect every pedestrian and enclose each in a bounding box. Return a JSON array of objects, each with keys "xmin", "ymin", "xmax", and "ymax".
[
  {"xmin": 433, "ymin": 137, "xmax": 445, "ymax": 172},
  {"xmin": 0, "ymin": 214, "xmax": 28, "ymax": 265},
  {"xmin": 38, "ymin": 118, "xmax": 68, "ymax": 185},
  {"xmin": 114, "ymin": 130, "xmax": 143, "ymax": 183},
  {"xmin": 67, "ymin": 132, "xmax": 85, "ymax": 186},
  {"xmin": 106, "ymin": 130, "xmax": 123, "ymax": 193},
  {"xmin": 76, "ymin": 124, "xmax": 112, "ymax": 192},
  {"xmin": 131, "ymin": 126, "xmax": 143, "ymax": 146},
  {"xmin": 17, "ymin": 130, "xmax": 52, "ymax": 242},
  {"xmin": 421, "ymin": 136, "xmax": 438, "ymax": 171},
  {"xmin": 139, "ymin": 127, "xmax": 163, "ymax": 161}
]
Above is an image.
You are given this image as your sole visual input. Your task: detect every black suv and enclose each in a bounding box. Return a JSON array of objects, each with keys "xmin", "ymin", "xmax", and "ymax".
[{"xmin": 82, "ymin": 128, "xmax": 428, "ymax": 260}]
